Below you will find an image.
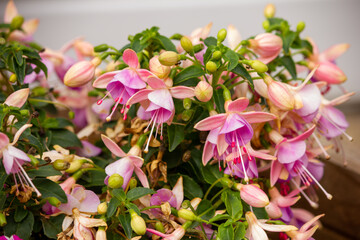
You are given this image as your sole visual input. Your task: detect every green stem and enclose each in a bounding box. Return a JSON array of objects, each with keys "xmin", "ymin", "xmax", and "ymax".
[
  {"xmin": 140, "ymin": 205, "xmax": 161, "ymax": 212},
  {"xmin": 28, "ymin": 98, "xmax": 72, "ymax": 111},
  {"xmin": 210, "ymin": 188, "xmax": 226, "ymax": 203},
  {"xmin": 198, "ymin": 199, "xmax": 222, "ymax": 218},
  {"xmin": 204, "ymin": 178, "xmax": 223, "ymax": 200}
]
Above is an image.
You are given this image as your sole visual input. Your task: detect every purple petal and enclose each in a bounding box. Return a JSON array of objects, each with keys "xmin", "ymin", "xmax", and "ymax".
[
  {"xmin": 58, "ymin": 194, "xmax": 81, "ymax": 215},
  {"xmin": 78, "ymin": 190, "xmax": 100, "ymax": 213},
  {"xmin": 148, "ymin": 89, "xmax": 174, "ymax": 112},
  {"xmin": 277, "ymin": 141, "xmax": 306, "ymax": 164},
  {"xmin": 114, "ymin": 69, "xmax": 146, "ymax": 89}
]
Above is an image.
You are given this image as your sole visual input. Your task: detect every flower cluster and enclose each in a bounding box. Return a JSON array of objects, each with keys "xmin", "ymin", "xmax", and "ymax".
[{"xmin": 0, "ymin": 1, "xmax": 354, "ymax": 240}]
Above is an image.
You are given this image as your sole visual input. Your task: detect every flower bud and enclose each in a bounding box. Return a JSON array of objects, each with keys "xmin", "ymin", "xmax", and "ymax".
[
  {"xmin": 249, "ymin": 33, "xmax": 283, "ymax": 64},
  {"xmin": 253, "ymin": 79, "xmax": 268, "ymax": 98},
  {"xmin": 158, "ymin": 51, "xmax": 180, "ymax": 66},
  {"xmin": 155, "ymin": 221, "xmax": 165, "ymax": 233},
  {"xmin": 97, "ymin": 202, "xmax": 108, "ymax": 215},
  {"xmin": 181, "ymin": 200, "xmax": 191, "ymax": 209},
  {"xmin": 217, "ymin": 29, "xmax": 227, "ymax": 43},
  {"xmin": 29, "ymin": 155, "xmax": 39, "ymax": 166},
  {"xmin": 194, "ymin": 81, "xmax": 213, "ymax": 102},
  {"xmin": 263, "ymin": 20, "xmax": 270, "ymax": 30},
  {"xmin": 181, "ymin": 109, "xmax": 194, "ymax": 121},
  {"xmin": 53, "ymin": 159, "xmax": 70, "ymax": 171},
  {"xmin": 20, "ymin": 109, "xmax": 29, "ymax": 116},
  {"xmin": 312, "ymin": 61, "xmax": 346, "ymax": 84},
  {"xmin": 96, "ymin": 228, "xmax": 107, "ymax": 240},
  {"xmin": 236, "ymin": 183, "xmax": 269, "ymax": 208},
  {"xmin": 10, "ymin": 15, "xmax": 24, "ymax": 30},
  {"xmin": 265, "ymin": 202, "xmax": 282, "ymax": 219},
  {"xmin": 212, "ymin": 50, "xmax": 222, "ymax": 60},
  {"xmin": 149, "ymin": 55, "xmax": 171, "ymax": 79},
  {"xmin": 0, "ymin": 212, "xmax": 7, "ymax": 227},
  {"xmin": 296, "ymin": 21, "xmax": 306, "ymax": 33},
  {"xmin": 130, "ymin": 210, "xmax": 146, "ymax": 235},
  {"xmin": 64, "ymin": 60, "xmax": 96, "ymax": 87},
  {"xmin": 74, "ymin": 40, "xmax": 95, "ymax": 57},
  {"xmin": 248, "ymin": 60, "xmax": 268, "ymax": 73},
  {"xmin": 129, "ymin": 178, "xmax": 137, "ymax": 189},
  {"xmin": 170, "ymin": 33, "xmax": 183, "ymax": 40},
  {"xmin": 220, "ymin": 177, "xmax": 233, "ymax": 188},
  {"xmin": 178, "ymin": 209, "xmax": 199, "ymax": 221},
  {"xmin": 9, "ymin": 74, "xmax": 17, "ymax": 83},
  {"xmin": 193, "ymin": 43, "xmax": 204, "ymax": 53},
  {"xmin": 47, "ymin": 197, "xmax": 61, "ymax": 207},
  {"xmin": 94, "ymin": 44, "xmax": 109, "ymax": 52},
  {"xmin": 206, "ymin": 61, "xmax": 217, "ymax": 73},
  {"xmin": 65, "ymin": 159, "xmax": 84, "ymax": 173},
  {"xmin": 264, "ymin": 4, "xmax": 276, "ymax": 18},
  {"xmin": 264, "ymin": 75, "xmax": 296, "ymax": 111},
  {"xmin": 183, "ymin": 98, "xmax": 192, "ymax": 110},
  {"xmin": 108, "ymin": 173, "xmax": 124, "ymax": 189},
  {"xmin": 180, "ymin": 36, "xmax": 194, "ymax": 54},
  {"xmin": 68, "ymin": 111, "xmax": 75, "ymax": 119}
]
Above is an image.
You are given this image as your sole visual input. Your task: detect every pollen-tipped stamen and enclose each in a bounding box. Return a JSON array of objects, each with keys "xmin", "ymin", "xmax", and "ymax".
[
  {"xmin": 291, "ymin": 179, "xmax": 319, "ymax": 209},
  {"xmin": 301, "ymin": 165, "xmax": 333, "ymax": 200},
  {"xmin": 322, "ymin": 114, "xmax": 353, "ymax": 141},
  {"xmin": 311, "ymin": 132, "xmax": 330, "ymax": 159},
  {"xmin": 15, "ymin": 160, "xmax": 42, "ymax": 197}
]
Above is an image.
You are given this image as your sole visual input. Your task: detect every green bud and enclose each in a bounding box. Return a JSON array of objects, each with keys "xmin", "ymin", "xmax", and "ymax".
[
  {"xmin": 183, "ymin": 98, "xmax": 192, "ymax": 110},
  {"xmin": 97, "ymin": 202, "xmax": 108, "ymax": 215},
  {"xmin": 212, "ymin": 50, "xmax": 222, "ymax": 60},
  {"xmin": 249, "ymin": 60, "xmax": 268, "ymax": 73},
  {"xmin": 280, "ymin": 21, "xmax": 289, "ymax": 32},
  {"xmin": 20, "ymin": 109, "xmax": 29, "ymax": 116},
  {"xmin": 181, "ymin": 200, "xmax": 191, "ymax": 209},
  {"xmin": 155, "ymin": 221, "xmax": 165, "ymax": 233},
  {"xmin": 53, "ymin": 159, "xmax": 70, "ymax": 171},
  {"xmin": 47, "ymin": 197, "xmax": 61, "ymax": 207},
  {"xmin": 68, "ymin": 111, "xmax": 75, "ymax": 119},
  {"xmin": 0, "ymin": 212, "xmax": 6, "ymax": 227},
  {"xmin": 32, "ymin": 86, "xmax": 47, "ymax": 96},
  {"xmin": 180, "ymin": 36, "xmax": 194, "ymax": 54},
  {"xmin": 296, "ymin": 21, "xmax": 306, "ymax": 33},
  {"xmin": 170, "ymin": 33, "xmax": 183, "ymax": 40},
  {"xmin": 220, "ymin": 177, "xmax": 233, "ymax": 188},
  {"xmin": 263, "ymin": 20, "xmax": 270, "ymax": 30},
  {"xmin": 88, "ymin": 89, "xmax": 100, "ymax": 97},
  {"xmin": 28, "ymin": 42, "xmax": 44, "ymax": 51},
  {"xmin": 108, "ymin": 173, "xmax": 124, "ymax": 189},
  {"xmin": 264, "ymin": 4, "xmax": 276, "ymax": 18},
  {"xmin": 178, "ymin": 209, "xmax": 199, "ymax": 221},
  {"xmin": 28, "ymin": 155, "xmax": 39, "ymax": 167},
  {"xmin": 206, "ymin": 61, "xmax": 217, "ymax": 73},
  {"xmin": 65, "ymin": 159, "xmax": 84, "ymax": 173},
  {"xmin": 193, "ymin": 43, "xmax": 204, "ymax": 53},
  {"xmin": 158, "ymin": 51, "xmax": 180, "ymax": 66},
  {"xmin": 130, "ymin": 210, "xmax": 146, "ymax": 235},
  {"xmin": 0, "ymin": 38, "xmax": 5, "ymax": 45},
  {"xmin": 217, "ymin": 29, "xmax": 227, "ymax": 44},
  {"xmin": 182, "ymin": 109, "xmax": 194, "ymax": 122},
  {"xmin": 9, "ymin": 74, "xmax": 17, "ymax": 83},
  {"xmin": 129, "ymin": 178, "xmax": 137, "ymax": 189},
  {"xmin": 10, "ymin": 15, "xmax": 24, "ymax": 30},
  {"xmin": 223, "ymin": 87, "xmax": 232, "ymax": 102},
  {"xmin": 94, "ymin": 44, "xmax": 109, "ymax": 52}
]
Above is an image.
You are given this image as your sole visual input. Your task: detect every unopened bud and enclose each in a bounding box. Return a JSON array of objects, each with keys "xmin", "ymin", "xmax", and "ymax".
[
  {"xmin": 96, "ymin": 228, "xmax": 107, "ymax": 240},
  {"xmin": 53, "ymin": 159, "xmax": 70, "ymax": 171},
  {"xmin": 249, "ymin": 60, "xmax": 268, "ymax": 73},
  {"xmin": 194, "ymin": 81, "xmax": 213, "ymax": 102},
  {"xmin": 178, "ymin": 209, "xmax": 200, "ymax": 221},
  {"xmin": 68, "ymin": 111, "xmax": 75, "ymax": 119},
  {"xmin": 263, "ymin": 20, "xmax": 270, "ymax": 30},
  {"xmin": 97, "ymin": 202, "xmax": 108, "ymax": 215},
  {"xmin": 10, "ymin": 15, "xmax": 24, "ymax": 30},
  {"xmin": 181, "ymin": 200, "xmax": 191, "ymax": 209},
  {"xmin": 220, "ymin": 177, "xmax": 233, "ymax": 188},
  {"xmin": 296, "ymin": 21, "xmax": 306, "ymax": 33},
  {"xmin": 236, "ymin": 183, "xmax": 269, "ymax": 208},
  {"xmin": 130, "ymin": 210, "xmax": 146, "ymax": 235},
  {"xmin": 64, "ymin": 60, "xmax": 96, "ymax": 87},
  {"xmin": 183, "ymin": 98, "xmax": 192, "ymax": 110},
  {"xmin": 158, "ymin": 51, "xmax": 180, "ymax": 66},
  {"xmin": 74, "ymin": 40, "xmax": 95, "ymax": 57},
  {"xmin": 265, "ymin": 202, "xmax": 282, "ymax": 219},
  {"xmin": 206, "ymin": 61, "xmax": 217, "ymax": 73},
  {"xmin": 149, "ymin": 55, "xmax": 171, "ymax": 79},
  {"xmin": 28, "ymin": 155, "xmax": 39, "ymax": 167},
  {"xmin": 65, "ymin": 159, "xmax": 84, "ymax": 173},
  {"xmin": 94, "ymin": 44, "xmax": 109, "ymax": 52},
  {"xmin": 181, "ymin": 109, "xmax": 194, "ymax": 122},
  {"xmin": 264, "ymin": 4, "xmax": 276, "ymax": 18},
  {"xmin": 155, "ymin": 221, "xmax": 165, "ymax": 233},
  {"xmin": 217, "ymin": 29, "xmax": 227, "ymax": 44},
  {"xmin": 193, "ymin": 44, "xmax": 204, "ymax": 53},
  {"xmin": 180, "ymin": 36, "xmax": 194, "ymax": 54},
  {"xmin": 20, "ymin": 109, "xmax": 29, "ymax": 116},
  {"xmin": 212, "ymin": 50, "xmax": 222, "ymax": 60},
  {"xmin": 170, "ymin": 33, "xmax": 183, "ymax": 40},
  {"xmin": 129, "ymin": 178, "xmax": 137, "ymax": 189},
  {"xmin": 9, "ymin": 74, "xmax": 17, "ymax": 83},
  {"xmin": 47, "ymin": 197, "xmax": 61, "ymax": 207},
  {"xmin": 0, "ymin": 212, "xmax": 6, "ymax": 227},
  {"xmin": 108, "ymin": 173, "xmax": 124, "ymax": 189},
  {"xmin": 265, "ymin": 76, "xmax": 296, "ymax": 111}
]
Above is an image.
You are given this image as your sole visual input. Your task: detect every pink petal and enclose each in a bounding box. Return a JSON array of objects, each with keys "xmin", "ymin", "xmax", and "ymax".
[
  {"xmin": 194, "ymin": 114, "xmax": 227, "ymax": 131},
  {"xmin": 307, "ymin": 37, "xmax": 319, "ymax": 56},
  {"xmin": 216, "ymin": 134, "xmax": 229, "ymax": 156},
  {"xmin": 270, "ymin": 160, "xmax": 282, "ymax": 186},
  {"xmin": 277, "ymin": 195, "xmax": 300, "ymax": 208},
  {"xmin": 128, "ymin": 156, "xmax": 144, "ymax": 168},
  {"xmin": 93, "ymin": 71, "xmax": 121, "ymax": 89},
  {"xmin": 288, "ymin": 125, "xmax": 316, "ymax": 143},
  {"xmin": 101, "ymin": 134, "xmax": 126, "ymax": 157},
  {"xmin": 202, "ymin": 141, "xmax": 215, "ymax": 165},
  {"xmin": 227, "ymin": 98, "xmax": 249, "ymax": 113},
  {"xmin": 126, "ymin": 89, "xmax": 152, "ymax": 106},
  {"xmin": 300, "ymin": 214, "xmax": 324, "ymax": 232},
  {"xmin": 277, "ymin": 141, "xmax": 306, "ymax": 164},
  {"xmin": 0, "ymin": 132, "xmax": 10, "ymax": 150},
  {"xmin": 4, "ymin": 0, "xmax": 18, "ymax": 23},
  {"xmin": 328, "ymin": 92, "xmax": 355, "ymax": 106},
  {"xmin": 4, "ymin": 88, "xmax": 30, "ymax": 108},
  {"xmin": 227, "ymin": 24, "xmax": 242, "ymax": 49},
  {"xmin": 320, "ymin": 43, "xmax": 349, "ymax": 62},
  {"xmin": 22, "ymin": 19, "xmax": 39, "ymax": 36},
  {"xmin": 172, "ymin": 176, "xmax": 184, "ymax": 209},
  {"xmin": 2, "ymin": 149, "xmax": 14, "ymax": 174},
  {"xmin": 147, "ymin": 76, "xmax": 167, "ymax": 89},
  {"xmin": 169, "ymin": 86, "xmax": 195, "ymax": 99},
  {"xmin": 76, "ymin": 140, "xmax": 101, "ymax": 157},
  {"xmin": 247, "ymin": 144, "xmax": 276, "ymax": 160},
  {"xmin": 7, "ymin": 145, "xmax": 30, "ymax": 162},
  {"xmin": 137, "ymin": 69, "xmax": 154, "ymax": 81},
  {"xmin": 295, "ymin": 84, "xmax": 321, "ymax": 118},
  {"xmin": 241, "ymin": 111, "xmax": 276, "ymax": 123},
  {"xmin": 58, "ymin": 194, "xmax": 81, "ymax": 215},
  {"xmin": 123, "ymin": 49, "xmax": 139, "ymax": 69},
  {"xmin": 134, "ymin": 165, "xmax": 149, "ymax": 188},
  {"xmin": 78, "ymin": 190, "xmax": 100, "ymax": 213},
  {"xmin": 258, "ymin": 221, "xmax": 298, "ymax": 232},
  {"xmin": 148, "ymin": 89, "xmax": 174, "ymax": 111}
]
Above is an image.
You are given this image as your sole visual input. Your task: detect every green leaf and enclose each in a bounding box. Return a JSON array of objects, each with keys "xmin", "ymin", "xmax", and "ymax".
[
  {"xmin": 14, "ymin": 58, "xmax": 26, "ymax": 83},
  {"xmin": 0, "ymin": 166, "xmax": 8, "ymax": 192},
  {"xmin": 4, "ymin": 211, "xmax": 34, "ymax": 240},
  {"xmin": 113, "ymin": 188, "xmax": 126, "ymax": 201},
  {"xmin": 209, "ymin": 214, "xmax": 231, "ymax": 223},
  {"xmin": 43, "ymin": 118, "xmax": 73, "ymax": 129},
  {"xmin": 203, "ymin": 45, "xmax": 216, "ymax": 64},
  {"xmin": 280, "ymin": 56, "xmax": 297, "ymax": 79},
  {"xmin": 202, "ymin": 163, "xmax": 224, "ymax": 185},
  {"xmin": 14, "ymin": 206, "xmax": 28, "ymax": 222},
  {"xmin": 107, "ymin": 197, "xmax": 121, "ymax": 218},
  {"xmin": 267, "ymin": 17, "xmax": 287, "ymax": 32},
  {"xmin": 234, "ymin": 222, "xmax": 246, "ymax": 240},
  {"xmin": 118, "ymin": 214, "xmax": 132, "ymax": 239},
  {"xmin": 167, "ymin": 124, "xmax": 185, "ymax": 152},
  {"xmin": 173, "ymin": 65, "xmax": 205, "ymax": 85},
  {"xmin": 218, "ymin": 223, "xmax": 234, "ymax": 240},
  {"xmin": 49, "ymin": 129, "xmax": 82, "ymax": 148},
  {"xmin": 232, "ymin": 63, "xmax": 253, "ymax": 87},
  {"xmin": 14, "ymin": 50, "xmax": 24, "ymax": 66},
  {"xmin": 41, "ymin": 215, "xmax": 65, "ymax": 239},
  {"xmin": 0, "ymin": 192, "xmax": 6, "ymax": 210},
  {"xmin": 82, "ymin": 170, "xmax": 107, "ymax": 187},
  {"xmin": 221, "ymin": 190, "xmax": 243, "ymax": 220},
  {"xmin": 127, "ymin": 187, "xmax": 156, "ymax": 201},
  {"xmin": 204, "ymin": 37, "xmax": 217, "ymax": 47},
  {"xmin": 213, "ymin": 88, "xmax": 225, "ymax": 113},
  {"xmin": 27, "ymin": 58, "xmax": 48, "ymax": 78},
  {"xmin": 125, "ymin": 202, "xmax": 141, "ymax": 216},
  {"xmin": 196, "ymin": 200, "xmax": 215, "ymax": 221},
  {"xmin": 169, "ymin": 174, "xmax": 203, "ymax": 199},
  {"xmin": 224, "ymin": 49, "xmax": 239, "ymax": 71},
  {"xmin": 156, "ymin": 35, "xmax": 177, "ymax": 52},
  {"xmin": 22, "ymin": 134, "xmax": 44, "ymax": 155},
  {"xmin": 32, "ymin": 178, "xmax": 67, "ymax": 203},
  {"xmin": 27, "ymin": 165, "xmax": 61, "ymax": 178},
  {"xmin": 282, "ymin": 31, "xmax": 297, "ymax": 54}
]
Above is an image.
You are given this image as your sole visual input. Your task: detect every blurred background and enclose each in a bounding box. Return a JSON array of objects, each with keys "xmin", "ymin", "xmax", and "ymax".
[{"xmin": 1, "ymin": 0, "xmax": 360, "ymax": 239}]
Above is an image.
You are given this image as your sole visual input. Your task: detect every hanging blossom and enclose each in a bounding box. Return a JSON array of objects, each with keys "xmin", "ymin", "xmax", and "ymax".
[
  {"xmin": 286, "ymin": 213, "xmax": 324, "ymax": 240},
  {"xmin": 101, "ymin": 134, "xmax": 149, "ymax": 189},
  {"xmin": 93, "ymin": 49, "xmax": 153, "ymax": 121},
  {"xmin": 0, "ymin": 124, "xmax": 41, "ymax": 198},
  {"xmin": 194, "ymin": 98, "xmax": 276, "ymax": 181},
  {"xmin": 126, "ymin": 76, "xmax": 194, "ymax": 152}
]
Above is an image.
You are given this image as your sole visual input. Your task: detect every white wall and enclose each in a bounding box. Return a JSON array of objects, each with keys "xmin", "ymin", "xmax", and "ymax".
[{"xmin": 1, "ymin": 0, "xmax": 359, "ymax": 103}]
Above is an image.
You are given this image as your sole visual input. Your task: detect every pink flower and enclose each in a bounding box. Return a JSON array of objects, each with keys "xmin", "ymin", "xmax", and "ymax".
[
  {"xmin": 101, "ymin": 134, "xmax": 149, "ymax": 189},
  {"xmin": 0, "ymin": 124, "xmax": 41, "ymax": 197},
  {"xmin": 249, "ymin": 33, "xmax": 283, "ymax": 64},
  {"xmin": 126, "ymin": 76, "xmax": 194, "ymax": 152},
  {"xmin": 147, "ymin": 226, "xmax": 186, "ymax": 240},
  {"xmin": 286, "ymin": 213, "xmax": 324, "ymax": 240},
  {"xmin": 265, "ymin": 187, "xmax": 301, "ymax": 219},
  {"xmin": 236, "ymin": 184, "xmax": 270, "ymax": 208},
  {"xmin": 227, "ymin": 24, "xmax": 242, "ymax": 50},
  {"xmin": 64, "ymin": 57, "xmax": 101, "ymax": 87},
  {"xmin": 3, "ymin": 88, "xmax": 29, "ymax": 108},
  {"xmin": 195, "ymin": 98, "xmax": 276, "ymax": 181},
  {"xmin": 76, "ymin": 140, "xmax": 102, "ymax": 158},
  {"xmin": 0, "ymin": 235, "xmax": 22, "ymax": 240}
]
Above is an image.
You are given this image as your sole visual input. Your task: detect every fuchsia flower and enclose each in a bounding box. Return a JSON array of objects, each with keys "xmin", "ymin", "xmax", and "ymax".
[
  {"xmin": 93, "ymin": 49, "xmax": 153, "ymax": 121},
  {"xmin": 147, "ymin": 226, "xmax": 186, "ymax": 240},
  {"xmin": 248, "ymin": 33, "xmax": 283, "ymax": 64},
  {"xmin": 286, "ymin": 213, "xmax": 324, "ymax": 240},
  {"xmin": 0, "ymin": 124, "xmax": 41, "ymax": 197},
  {"xmin": 0, "ymin": 235, "xmax": 22, "ymax": 240},
  {"xmin": 76, "ymin": 140, "xmax": 102, "ymax": 158},
  {"xmin": 101, "ymin": 134, "xmax": 149, "ymax": 189},
  {"xmin": 195, "ymin": 98, "xmax": 276, "ymax": 181},
  {"xmin": 126, "ymin": 76, "xmax": 194, "ymax": 152},
  {"xmin": 4, "ymin": 88, "xmax": 29, "ymax": 108},
  {"xmin": 307, "ymin": 38, "xmax": 348, "ymax": 84},
  {"xmin": 265, "ymin": 187, "xmax": 301, "ymax": 219}
]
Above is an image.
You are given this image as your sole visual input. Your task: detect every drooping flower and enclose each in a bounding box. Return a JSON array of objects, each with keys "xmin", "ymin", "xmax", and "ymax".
[
  {"xmin": 286, "ymin": 213, "xmax": 324, "ymax": 240},
  {"xmin": 195, "ymin": 98, "xmax": 276, "ymax": 181},
  {"xmin": 265, "ymin": 187, "xmax": 301, "ymax": 219},
  {"xmin": 102, "ymin": 134, "xmax": 149, "ymax": 189},
  {"xmin": 147, "ymin": 226, "xmax": 186, "ymax": 240},
  {"xmin": 248, "ymin": 33, "xmax": 283, "ymax": 64},
  {"xmin": 126, "ymin": 76, "xmax": 194, "ymax": 152}
]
